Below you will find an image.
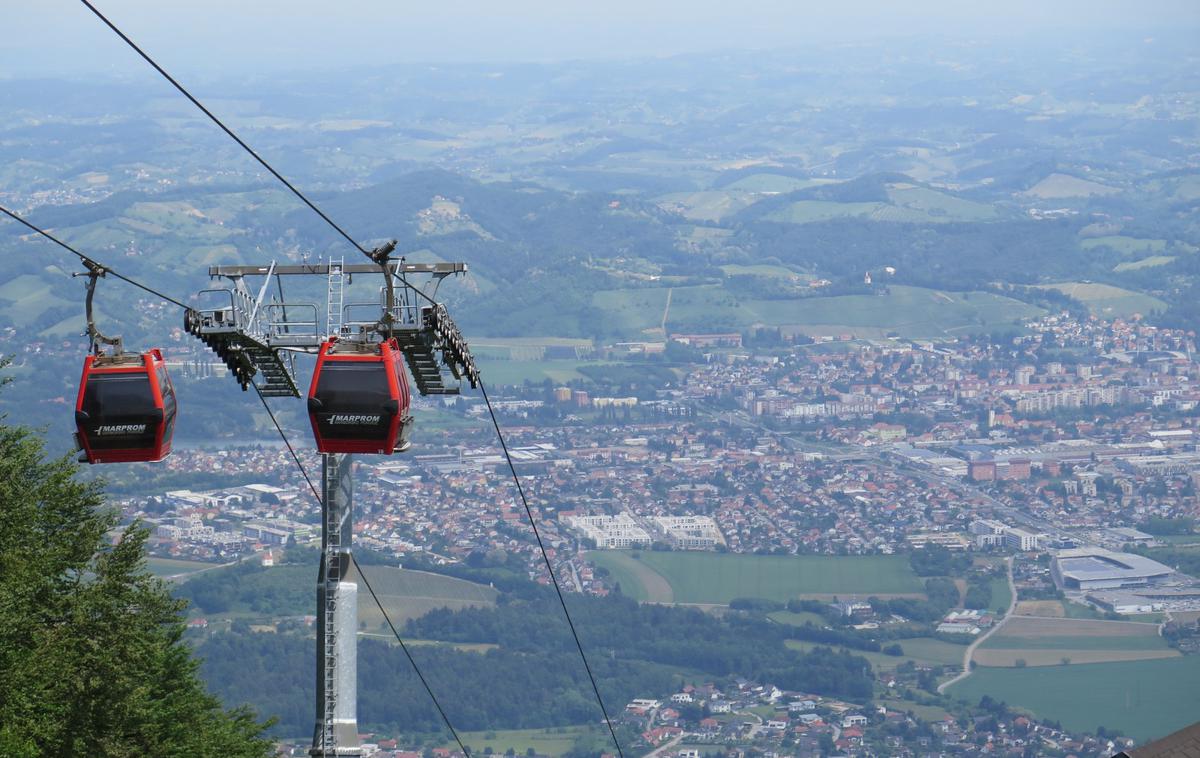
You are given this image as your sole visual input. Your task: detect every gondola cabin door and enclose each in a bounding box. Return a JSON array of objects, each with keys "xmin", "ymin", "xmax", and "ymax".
[
  {"xmin": 307, "ymin": 337, "xmax": 412, "ymax": 455},
  {"xmin": 75, "ymin": 348, "xmax": 177, "ymax": 464}
]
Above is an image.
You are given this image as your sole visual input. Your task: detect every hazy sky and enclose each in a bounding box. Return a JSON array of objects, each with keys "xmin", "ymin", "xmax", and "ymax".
[{"xmin": 3, "ymin": 0, "xmax": 1198, "ymax": 78}]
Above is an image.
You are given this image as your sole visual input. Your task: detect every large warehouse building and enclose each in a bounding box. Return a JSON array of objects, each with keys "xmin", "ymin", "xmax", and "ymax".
[{"xmin": 1052, "ymin": 548, "xmax": 1175, "ymax": 591}]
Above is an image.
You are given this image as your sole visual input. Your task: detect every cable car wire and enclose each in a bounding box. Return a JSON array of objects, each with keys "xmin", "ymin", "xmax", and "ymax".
[
  {"xmin": 253, "ymin": 387, "xmax": 474, "ymax": 757},
  {"xmin": 78, "ymin": 0, "xmax": 372, "ymax": 259},
  {"xmin": 79, "ymin": 0, "xmax": 444, "ymax": 311},
  {"xmin": 351, "ymin": 554, "xmax": 475, "ymax": 758},
  {"xmin": 478, "ymin": 380, "xmax": 626, "ymax": 758},
  {"xmin": 69, "ymin": 5, "xmax": 620, "ymax": 750},
  {"xmin": 0, "ymin": 203, "xmax": 191, "ymax": 311}
]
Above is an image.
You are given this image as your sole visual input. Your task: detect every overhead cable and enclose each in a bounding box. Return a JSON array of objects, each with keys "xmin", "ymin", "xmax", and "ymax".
[
  {"xmin": 479, "ymin": 380, "xmax": 626, "ymax": 758},
  {"xmin": 78, "ymin": 0, "xmax": 444, "ymax": 310},
  {"xmin": 0, "ymin": 203, "xmax": 192, "ymax": 311},
  {"xmin": 79, "ymin": 0, "xmax": 370, "ymax": 257}
]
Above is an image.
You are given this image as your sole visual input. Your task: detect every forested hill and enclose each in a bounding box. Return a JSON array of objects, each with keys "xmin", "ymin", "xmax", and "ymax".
[{"xmin": 197, "ymin": 583, "xmax": 874, "ymax": 737}]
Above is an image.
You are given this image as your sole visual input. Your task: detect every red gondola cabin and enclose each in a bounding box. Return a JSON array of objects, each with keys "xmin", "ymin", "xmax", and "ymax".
[
  {"xmin": 307, "ymin": 337, "xmax": 413, "ymax": 455},
  {"xmin": 75, "ymin": 349, "xmax": 177, "ymax": 464}
]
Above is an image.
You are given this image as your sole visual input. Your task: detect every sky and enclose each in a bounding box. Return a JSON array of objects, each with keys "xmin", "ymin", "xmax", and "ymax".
[{"xmin": 2, "ymin": 0, "xmax": 1199, "ymax": 78}]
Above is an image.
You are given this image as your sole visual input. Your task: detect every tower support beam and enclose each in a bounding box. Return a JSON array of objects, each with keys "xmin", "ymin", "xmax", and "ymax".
[{"xmin": 311, "ymin": 452, "xmax": 362, "ymax": 757}]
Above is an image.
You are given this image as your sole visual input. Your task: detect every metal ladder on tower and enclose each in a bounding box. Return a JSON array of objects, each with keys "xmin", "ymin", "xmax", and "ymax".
[
  {"xmin": 320, "ymin": 454, "xmax": 342, "ymax": 753},
  {"xmin": 326, "ymin": 257, "xmax": 345, "ymax": 340}
]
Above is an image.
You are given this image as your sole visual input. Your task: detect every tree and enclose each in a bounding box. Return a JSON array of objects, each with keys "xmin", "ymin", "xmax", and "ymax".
[{"xmin": 0, "ymin": 412, "xmax": 273, "ymax": 757}]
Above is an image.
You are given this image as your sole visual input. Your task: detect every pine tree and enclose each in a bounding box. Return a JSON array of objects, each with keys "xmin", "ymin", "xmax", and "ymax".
[{"xmin": 0, "ymin": 404, "xmax": 274, "ymax": 757}]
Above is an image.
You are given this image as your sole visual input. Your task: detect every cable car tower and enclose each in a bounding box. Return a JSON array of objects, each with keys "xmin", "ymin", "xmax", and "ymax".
[{"xmin": 185, "ymin": 245, "xmax": 479, "ymax": 757}]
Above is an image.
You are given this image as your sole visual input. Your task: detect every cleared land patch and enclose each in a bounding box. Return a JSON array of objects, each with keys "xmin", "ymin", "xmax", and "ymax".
[
  {"xmin": 948, "ymin": 656, "xmax": 1200, "ymax": 742},
  {"xmin": 1022, "ymin": 173, "xmax": 1119, "ymax": 198},
  {"xmin": 598, "ymin": 552, "xmax": 923, "ymax": 605},
  {"xmin": 1035, "ymin": 282, "xmax": 1166, "ymax": 319},
  {"xmin": 586, "ymin": 551, "xmax": 674, "ymax": 603},
  {"xmin": 147, "ymin": 557, "xmax": 219, "ymax": 578},
  {"xmin": 351, "ymin": 566, "xmax": 499, "ymax": 628},
  {"xmin": 974, "ymin": 616, "xmax": 1176, "ymax": 667},
  {"xmin": 1013, "ymin": 600, "xmax": 1065, "ymax": 617}
]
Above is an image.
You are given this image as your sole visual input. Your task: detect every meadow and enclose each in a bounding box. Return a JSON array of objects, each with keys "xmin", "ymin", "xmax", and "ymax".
[
  {"xmin": 591, "ymin": 283, "xmax": 1042, "ymax": 339},
  {"xmin": 973, "ymin": 616, "xmax": 1177, "ymax": 667},
  {"xmin": 146, "ymin": 556, "xmax": 219, "ymax": 578},
  {"xmin": 1035, "ymin": 282, "xmax": 1167, "ymax": 319},
  {"xmin": 439, "ymin": 725, "xmax": 606, "ymax": 756},
  {"xmin": 353, "ymin": 566, "xmax": 499, "ymax": 628},
  {"xmin": 589, "ymin": 551, "xmax": 923, "ymax": 604},
  {"xmin": 948, "ymin": 656, "xmax": 1200, "ymax": 742}
]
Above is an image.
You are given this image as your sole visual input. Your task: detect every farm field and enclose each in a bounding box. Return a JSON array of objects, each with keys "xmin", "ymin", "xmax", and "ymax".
[
  {"xmin": 1013, "ymin": 600, "xmax": 1066, "ymax": 617},
  {"xmin": 146, "ymin": 556, "xmax": 220, "ymax": 578},
  {"xmin": 586, "ymin": 551, "xmax": 674, "ymax": 603},
  {"xmin": 948, "ymin": 656, "xmax": 1200, "ymax": 742},
  {"xmin": 768, "ymin": 610, "xmax": 828, "ymax": 627},
  {"xmin": 591, "ymin": 284, "xmax": 1042, "ymax": 338},
  {"xmin": 1035, "ymin": 282, "xmax": 1166, "ymax": 319},
  {"xmin": 987, "ymin": 575, "xmax": 1012, "ymax": 614},
  {"xmin": 439, "ymin": 725, "xmax": 603, "ymax": 756},
  {"xmin": 785, "ymin": 636, "xmax": 963, "ymax": 671},
  {"xmin": 590, "ymin": 551, "xmax": 923, "ymax": 604},
  {"xmin": 476, "ymin": 358, "xmax": 598, "ymax": 386},
  {"xmin": 1081, "ymin": 235, "xmax": 1167, "ymax": 255},
  {"xmin": 974, "ymin": 616, "xmax": 1177, "ymax": 667},
  {"xmin": 352, "ymin": 566, "xmax": 499, "ymax": 628}
]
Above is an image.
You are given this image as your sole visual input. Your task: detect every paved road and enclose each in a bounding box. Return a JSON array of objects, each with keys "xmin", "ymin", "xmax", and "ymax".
[{"xmin": 938, "ymin": 556, "xmax": 1015, "ymax": 694}]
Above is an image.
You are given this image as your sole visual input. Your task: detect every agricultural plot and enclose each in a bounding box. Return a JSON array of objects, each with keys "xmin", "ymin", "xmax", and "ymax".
[
  {"xmin": 948, "ymin": 656, "xmax": 1200, "ymax": 742},
  {"xmin": 594, "ymin": 552, "xmax": 923, "ymax": 605},
  {"xmin": 1021, "ymin": 172, "xmax": 1119, "ymax": 198},
  {"xmin": 785, "ymin": 636, "xmax": 962, "ymax": 670},
  {"xmin": 146, "ymin": 557, "xmax": 219, "ymax": 578},
  {"xmin": 1036, "ymin": 282, "xmax": 1166, "ymax": 319},
  {"xmin": 974, "ymin": 616, "xmax": 1177, "ymax": 667},
  {"xmin": 1081, "ymin": 236, "xmax": 1167, "ymax": 255},
  {"xmin": 1013, "ymin": 600, "xmax": 1065, "ymax": 617},
  {"xmin": 655, "ymin": 190, "xmax": 762, "ymax": 221},
  {"xmin": 351, "ymin": 566, "xmax": 498, "ymax": 628},
  {"xmin": 587, "ymin": 551, "xmax": 674, "ymax": 603},
  {"xmin": 439, "ymin": 725, "xmax": 603, "ymax": 757},
  {"xmin": 591, "ymin": 284, "xmax": 1041, "ymax": 339}
]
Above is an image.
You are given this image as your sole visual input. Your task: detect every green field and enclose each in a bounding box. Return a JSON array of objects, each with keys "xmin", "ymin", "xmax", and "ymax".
[
  {"xmin": 477, "ymin": 358, "xmax": 597, "ymax": 386},
  {"xmin": 589, "ymin": 551, "xmax": 923, "ymax": 604},
  {"xmin": 988, "ymin": 575, "xmax": 1013, "ymax": 615},
  {"xmin": 974, "ymin": 617, "xmax": 1176, "ymax": 667},
  {"xmin": 1036, "ymin": 282, "xmax": 1166, "ymax": 319},
  {"xmin": 768, "ymin": 610, "xmax": 828, "ymax": 627},
  {"xmin": 1113, "ymin": 255, "xmax": 1175, "ymax": 272},
  {"xmin": 785, "ymin": 636, "xmax": 963, "ymax": 671},
  {"xmin": 1081, "ymin": 236, "xmax": 1167, "ymax": 255},
  {"xmin": 948, "ymin": 657, "xmax": 1200, "ymax": 742},
  {"xmin": 353, "ymin": 566, "xmax": 499, "ymax": 628},
  {"xmin": 724, "ymin": 174, "xmax": 831, "ymax": 193},
  {"xmin": 592, "ymin": 284, "xmax": 1042, "ymax": 339},
  {"xmin": 146, "ymin": 557, "xmax": 220, "ymax": 578},
  {"xmin": 439, "ymin": 725, "xmax": 604, "ymax": 756}
]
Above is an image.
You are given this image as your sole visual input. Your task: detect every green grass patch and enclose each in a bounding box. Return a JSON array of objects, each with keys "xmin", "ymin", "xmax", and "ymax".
[
  {"xmin": 988, "ymin": 575, "xmax": 1013, "ymax": 615},
  {"xmin": 146, "ymin": 557, "xmax": 219, "ymax": 578},
  {"xmin": 1035, "ymin": 282, "xmax": 1166, "ymax": 319},
  {"xmin": 353, "ymin": 566, "xmax": 499, "ymax": 629},
  {"xmin": 887, "ymin": 186, "xmax": 998, "ymax": 221},
  {"xmin": 478, "ymin": 358, "xmax": 597, "ymax": 386},
  {"xmin": 609, "ymin": 552, "xmax": 923, "ymax": 604},
  {"xmin": 1081, "ymin": 236, "xmax": 1167, "ymax": 255},
  {"xmin": 1062, "ymin": 601, "xmax": 1106, "ymax": 620},
  {"xmin": 982, "ymin": 633, "xmax": 1168, "ymax": 652},
  {"xmin": 768, "ymin": 610, "xmax": 828, "ymax": 627},
  {"xmin": 439, "ymin": 725, "xmax": 604, "ymax": 757},
  {"xmin": 1113, "ymin": 255, "xmax": 1175, "ymax": 272},
  {"xmin": 724, "ymin": 174, "xmax": 830, "ymax": 193},
  {"xmin": 592, "ymin": 284, "xmax": 1042, "ymax": 339},
  {"xmin": 947, "ymin": 656, "xmax": 1200, "ymax": 742},
  {"xmin": 785, "ymin": 638, "xmax": 959, "ymax": 672}
]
